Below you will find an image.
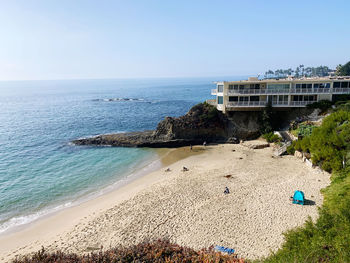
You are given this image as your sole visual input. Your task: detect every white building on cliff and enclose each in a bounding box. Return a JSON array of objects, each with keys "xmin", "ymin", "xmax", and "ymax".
[{"xmin": 208, "ymin": 76, "xmax": 350, "ymax": 113}]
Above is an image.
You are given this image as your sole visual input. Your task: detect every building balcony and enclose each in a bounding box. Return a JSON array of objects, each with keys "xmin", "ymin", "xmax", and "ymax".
[
  {"xmin": 289, "ymin": 101, "xmax": 314, "ymax": 106},
  {"xmin": 290, "ymin": 88, "xmax": 331, "ymax": 94},
  {"xmin": 227, "ymin": 88, "xmax": 336, "ymax": 95},
  {"xmin": 333, "ymin": 88, "xmax": 350, "ymax": 94},
  {"xmin": 312, "ymin": 88, "xmax": 331, "ymax": 93},
  {"xmin": 226, "ymin": 100, "xmax": 314, "ymax": 108},
  {"xmin": 227, "ymin": 101, "xmax": 268, "ymax": 107},
  {"xmin": 227, "ymin": 89, "xmax": 292, "ymax": 95},
  {"xmin": 211, "ymin": 89, "xmax": 217, "ymax": 95}
]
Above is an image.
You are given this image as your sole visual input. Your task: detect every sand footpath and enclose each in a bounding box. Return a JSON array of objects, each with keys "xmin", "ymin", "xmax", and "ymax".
[{"xmin": 0, "ymin": 142, "xmax": 330, "ymax": 261}]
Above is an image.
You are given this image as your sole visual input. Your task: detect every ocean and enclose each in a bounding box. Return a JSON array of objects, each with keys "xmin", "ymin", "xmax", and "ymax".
[{"xmin": 0, "ymin": 77, "xmax": 241, "ymax": 234}]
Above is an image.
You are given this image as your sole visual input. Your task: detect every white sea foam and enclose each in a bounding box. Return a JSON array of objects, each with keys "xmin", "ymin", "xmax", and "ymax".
[{"xmin": 0, "ymin": 202, "xmax": 73, "ymax": 234}]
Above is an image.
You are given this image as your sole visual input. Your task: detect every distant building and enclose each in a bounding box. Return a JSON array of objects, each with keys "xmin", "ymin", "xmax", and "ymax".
[{"xmin": 207, "ymin": 76, "xmax": 350, "ymax": 113}]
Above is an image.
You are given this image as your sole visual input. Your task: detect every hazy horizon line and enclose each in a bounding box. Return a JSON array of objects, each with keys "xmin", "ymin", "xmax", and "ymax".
[{"xmin": 0, "ymin": 74, "xmax": 254, "ymax": 83}]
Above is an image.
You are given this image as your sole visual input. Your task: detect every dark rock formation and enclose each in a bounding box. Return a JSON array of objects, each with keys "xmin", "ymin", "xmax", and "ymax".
[
  {"xmin": 73, "ymin": 103, "xmax": 238, "ymax": 148},
  {"xmin": 72, "ymin": 103, "xmax": 314, "ymax": 148}
]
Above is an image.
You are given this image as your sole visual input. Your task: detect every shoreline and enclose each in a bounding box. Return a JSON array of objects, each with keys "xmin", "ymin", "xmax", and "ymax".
[
  {"xmin": 0, "ymin": 142, "xmax": 330, "ymax": 261},
  {"xmin": 0, "ymin": 146, "xmax": 197, "ymax": 237}
]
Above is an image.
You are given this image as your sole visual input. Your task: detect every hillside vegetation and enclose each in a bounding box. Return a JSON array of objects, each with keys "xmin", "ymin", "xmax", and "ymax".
[{"xmin": 263, "ymin": 104, "xmax": 350, "ymax": 263}]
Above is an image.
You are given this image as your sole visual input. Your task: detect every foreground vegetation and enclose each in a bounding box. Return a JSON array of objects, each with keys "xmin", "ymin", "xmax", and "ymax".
[
  {"xmin": 13, "ymin": 240, "xmax": 245, "ymax": 263},
  {"xmin": 263, "ymin": 104, "xmax": 350, "ymax": 262}
]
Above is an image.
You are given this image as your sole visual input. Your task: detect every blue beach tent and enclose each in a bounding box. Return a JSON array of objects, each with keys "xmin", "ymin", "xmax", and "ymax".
[{"xmin": 292, "ymin": 190, "xmax": 305, "ymax": 205}]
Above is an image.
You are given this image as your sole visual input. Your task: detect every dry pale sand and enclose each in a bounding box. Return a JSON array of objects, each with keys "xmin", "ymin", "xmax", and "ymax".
[{"xmin": 0, "ymin": 142, "xmax": 330, "ymax": 261}]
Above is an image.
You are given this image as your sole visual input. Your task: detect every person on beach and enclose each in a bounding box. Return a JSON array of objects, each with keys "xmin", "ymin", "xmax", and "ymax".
[
  {"xmin": 190, "ymin": 145, "xmax": 192, "ymax": 151},
  {"xmin": 203, "ymin": 141, "xmax": 207, "ymax": 147},
  {"xmin": 182, "ymin": 166, "xmax": 189, "ymax": 172},
  {"xmin": 224, "ymin": 187, "xmax": 230, "ymax": 194}
]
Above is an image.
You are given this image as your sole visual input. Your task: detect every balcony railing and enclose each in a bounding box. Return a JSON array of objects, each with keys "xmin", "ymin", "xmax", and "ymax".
[
  {"xmin": 312, "ymin": 88, "xmax": 331, "ymax": 93},
  {"xmin": 227, "ymin": 89, "xmax": 290, "ymax": 95},
  {"xmin": 227, "ymin": 101, "xmax": 267, "ymax": 107},
  {"xmin": 226, "ymin": 100, "xmax": 314, "ymax": 108},
  {"xmin": 228, "ymin": 89, "xmax": 266, "ymax": 94},
  {"xmin": 290, "ymin": 88, "xmax": 313, "ymax": 93},
  {"xmin": 226, "ymin": 88, "xmax": 337, "ymax": 95},
  {"xmin": 289, "ymin": 101, "xmax": 314, "ymax": 106},
  {"xmin": 333, "ymin": 88, "xmax": 350, "ymax": 93}
]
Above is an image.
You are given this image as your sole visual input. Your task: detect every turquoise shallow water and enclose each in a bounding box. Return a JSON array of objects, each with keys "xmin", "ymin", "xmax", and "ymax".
[{"xmin": 0, "ymin": 77, "xmax": 225, "ymax": 233}]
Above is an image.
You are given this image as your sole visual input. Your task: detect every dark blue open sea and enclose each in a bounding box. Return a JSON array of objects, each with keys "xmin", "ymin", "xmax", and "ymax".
[{"xmin": 0, "ymin": 77, "xmax": 224, "ymax": 234}]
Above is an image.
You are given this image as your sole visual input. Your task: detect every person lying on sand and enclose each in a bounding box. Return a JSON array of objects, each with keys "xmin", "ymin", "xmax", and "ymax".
[
  {"xmin": 182, "ymin": 166, "xmax": 189, "ymax": 172},
  {"xmin": 165, "ymin": 168, "xmax": 171, "ymax": 172}
]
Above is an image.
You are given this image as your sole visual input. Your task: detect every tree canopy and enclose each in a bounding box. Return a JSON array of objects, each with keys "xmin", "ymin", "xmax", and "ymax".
[
  {"xmin": 264, "ymin": 65, "xmax": 334, "ymax": 79},
  {"xmin": 336, "ymin": 61, "xmax": 350, "ymax": 76}
]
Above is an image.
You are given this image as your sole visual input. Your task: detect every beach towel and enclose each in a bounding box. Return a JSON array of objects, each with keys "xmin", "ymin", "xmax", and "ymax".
[{"xmin": 214, "ymin": 245, "xmax": 235, "ymax": 255}]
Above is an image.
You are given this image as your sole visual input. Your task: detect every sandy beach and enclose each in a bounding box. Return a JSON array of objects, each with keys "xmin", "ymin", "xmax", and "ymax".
[{"xmin": 0, "ymin": 141, "xmax": 330, "ymax": 261}]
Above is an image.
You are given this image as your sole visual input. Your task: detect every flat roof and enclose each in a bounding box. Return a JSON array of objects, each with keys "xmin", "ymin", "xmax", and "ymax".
[{"xmin": 216, "ymin": 76, "xmax": 350, "ymax": 84}]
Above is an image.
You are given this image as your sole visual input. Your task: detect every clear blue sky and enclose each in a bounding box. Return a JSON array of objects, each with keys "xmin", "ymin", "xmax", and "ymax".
[{"xmin": 0, "ymin": 0, "xmax": 349, "ymax": 80}]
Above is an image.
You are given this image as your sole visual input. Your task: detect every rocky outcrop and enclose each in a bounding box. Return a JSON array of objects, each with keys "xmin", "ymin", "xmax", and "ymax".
[
  {"xmin": 72, "ymin": 103, "xmax": 314, "ymax": 148},
  {"xmin": 73, "ymin": 103, "xmax": 238, "ymax": 148}
]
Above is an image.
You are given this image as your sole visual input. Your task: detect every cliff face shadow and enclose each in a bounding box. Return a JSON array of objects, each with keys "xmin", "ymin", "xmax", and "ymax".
[{"xmin": 304, "ymin": 199, "xmax": 316, "ymax": 206}]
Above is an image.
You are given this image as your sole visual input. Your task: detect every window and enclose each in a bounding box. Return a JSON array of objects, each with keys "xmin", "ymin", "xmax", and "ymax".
[
  {"xmin": 278, "ymin": 95, "xmax": 288, "ymax": 102},
  {"xmin": 229, "ymin": 96, "xmax": 238, "ymax": 102},
  {"xmin": 341, "ymin": 82, "xmax": 349, "ymax": 88},
  {"xmin": 217, "ymin": 85, "xmax": 224, "ymax": 92},
  {"xmin": 250, "ymin": 96, "xmax": 259, "ymax": 102},
  {"xmin": 249, "ymin": 84, "xmax": 260, "ymax": 89},
  {"xmin": 292, "ymin": 95, "xmax": 303, "ymax": 101},
  {"xmin": 229, "ymin": 85, "xmax": 234, "ymax": 90},
  {"xmin": 316, "ymin": 83, "xmax": 330, "ymax": 89},
  {"xmin": 304, "ymin": 95, "xmax": 316, "ymax": 101},
  {"xmin": 296, "ymin": 84, "xmax": 301, "ymax": 89},
  {"xmin": 239, "ymin": 96, "xmax": 248, "ymax": 102},
  {"xmin": 239, "ymin": 85, "xmax": 244, "ymax": 90},
  {"xmin": 267, "ymin": 83, "xmax": 290, "ymax": 91},
  {"xmin": 234, "ymin": 85, "xmax": 239, "ymax": 89},
  {"xmin": 334, "ymin": 82, "xmax": 341, "ymax": 88},
  {"xmin": 307, "ymin": 84, "xmax": 312, "ymax": 89},
  {"xmin": 217, "ymin": 96, "xmax": 223, "ymax": 104}
]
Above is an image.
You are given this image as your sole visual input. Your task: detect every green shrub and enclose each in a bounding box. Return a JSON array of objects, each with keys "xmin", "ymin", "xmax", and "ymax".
[
  {"xmin": 262, "ymin": 132, "xmax": 281, "ymax": 143},
  {"xmin": 195, "ymin": 102, "xmax": 220, "ymax": 123},
  {"xmin": 336, "ymin": 101, "xmax": 350, "ymax": 112},
  {"xmin": 290, "ymin": 122, "xmax": 316, "ymax": 137},
  {"xmin": 291, "ymin": 110, "xmax": 350, "ymax": 172},
  {"xmin": 286, "ymin": 144, "xmax": 295, "ymax": 155}
]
